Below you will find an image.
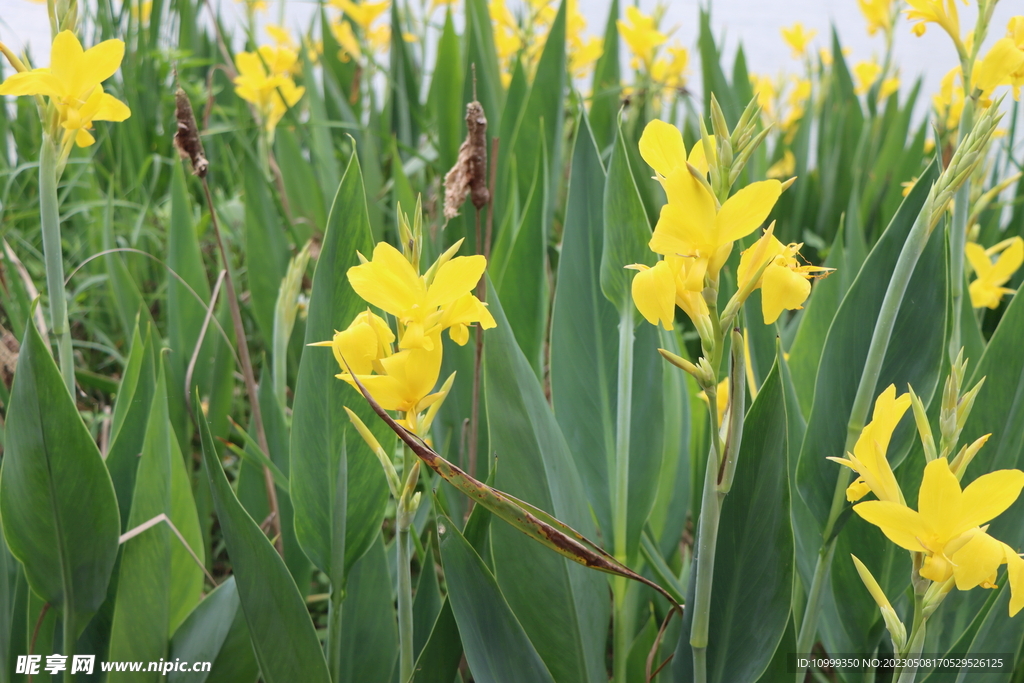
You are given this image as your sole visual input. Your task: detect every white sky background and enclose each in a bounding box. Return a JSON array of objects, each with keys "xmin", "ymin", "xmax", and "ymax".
[{"xmin": 1, "ymin": 0, "xmax": 1021, "ymax": 113}]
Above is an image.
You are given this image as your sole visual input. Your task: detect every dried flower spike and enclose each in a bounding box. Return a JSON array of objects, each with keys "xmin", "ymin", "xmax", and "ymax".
[{"xmin": 173, "ymin": 88, "xmax": 208, "ymax": 178}]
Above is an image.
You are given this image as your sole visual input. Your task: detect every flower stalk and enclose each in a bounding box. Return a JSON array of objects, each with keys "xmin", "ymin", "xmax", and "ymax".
[
  {"xmin": 612, "ymin": 308, "xmax": 635, "ymax": 683},
  {"xmin": 39, "ymin": 135, "xmax": 75, "ymax": 394}
]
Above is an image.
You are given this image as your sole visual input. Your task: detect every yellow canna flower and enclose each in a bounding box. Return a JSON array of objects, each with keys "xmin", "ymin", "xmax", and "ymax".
[
  {"xmin": 639, "ymin": 120, "xmax": 780, "ymax": 289},
  {"xmin": 627, "ymin": 255, "xmax": 711, "ymax": 333},
  {"xmin": 854, "ymin": 457, "xmax": 1024, "ymax": 615},
  {"xmin": 934, "ymin": 66, "xmax": 965, "ymax": 131},
  {"xmin": 347, "ymin": 240, "xmax": 496, "ymax": 350},
  {"xmin": 233, "ymin": 49, "xmax": 305, "ymax": 135},
  {"xmin": 766, "ymin": 150, "xmax": 796, "ymax": 180},
  {"xmin": 331, "ymin": 0, "xmax": 389, "ymax": 29},
  {"xmin": 651, "ymin": 45, "xmax": 689, "ymax": 92},
  {"xmin": 617, "ymin": 6, "xmax": 667, "ymax": 71},
  {"xmin": 0, "ymin": 31, "xmax": 131, "ymax": 150},
  {"xmin": 781, "ymin": 23, "xmax": 817, "ymax": 58},
  {"xmin": 974, "ymin": 37, "xmax": 1024, "ymax": 104},
  {"xmin": 367, "ymin": 24, "xmax": 391, "ymax": 53},
  {"xmin": 965, "ymin": 237, "xmax": 1024, "ymax": 309},
  {"xmin": 749, "ymin": 74, "xmax": 777, "ymax": 119},
  {"xmin": 331, "ymin": 20, "xmax": 363, "ymax": 62},
  {"xmin": 858, "ymin": 0, "xmax": 893, "ymax": 37},
  {"xmin": 314, "ymin": 311, "xmax": 445, "ymax": 416},
  {"xmin": 266, "ymin": 24, "xmax": 299, "ymax": 52},
  {"xmin": 853, "ymin": 61, "xmax": 882, "ymax": 95},
  {"xmin": 236, "ymin": 0, "xmax": 268, "ymax": 12},
  {"xmin": 1009, "ymin": 17, "xmax": 1024, "ymax": 98},
  {"xmin": 737, "ymin": 224, "xmax": 830, "ymax": 324},
  {"xmin": 828, "ymin": 385, "xmax": 912, "ymax": 504},
  {"xmin": 904, "ymin": 0, "xmax": 964, "ymax": 41},
  {"xmin": 569, "ymin": 36, "xmax": 603, "ymax": 79}
]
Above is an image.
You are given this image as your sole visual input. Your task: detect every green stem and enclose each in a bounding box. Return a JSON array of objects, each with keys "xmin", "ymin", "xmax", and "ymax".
[
  {"xmin": 397, "ymin": 525, "xmax": 413, "ymax": 682},
  {"xmin": 895, "ymin": 603, "xmax": 927, "ymax": 683},
  {"xmin": 794, "ymin": 542, "xmax": 836, "ymax": 681},
  {"xmin": 796, "ymin": 208, "xmax": 935, "ymax": 679},
  {"xmin": 690, "ymin": 291, "xmax": 726, "ymax": 683},
  {"xmin": 397, "ymin": 440, "xmax": 415, "ymax": 683},
  {"xmin": 612, "ymin": 309, "xmax": 635, "ymax": 683},
  {"xmin": 326, "ymin": 589, "xmax": 344, "ymax": 682},
  {"xmin": 948, "ymin": 99, "xmax": 975, "ymax": 364},
  {"xmin": 690, "ymin": 447, "xmax": 722, "ymax": 683},
  {"xmin": 39, "ymin": 136, "xmax": 74, "ymax": 394}
]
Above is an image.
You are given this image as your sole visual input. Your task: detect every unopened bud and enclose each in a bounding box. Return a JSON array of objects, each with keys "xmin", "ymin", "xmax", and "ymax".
[{"xmin": 852, "ymin": 555, "xmax": 907, "ymax": 652}]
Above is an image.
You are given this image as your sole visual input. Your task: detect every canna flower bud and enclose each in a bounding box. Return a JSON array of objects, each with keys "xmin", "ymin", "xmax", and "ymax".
[{"xmin": 851, "ymin": 555, "xmax": 908, "ymax": 652}]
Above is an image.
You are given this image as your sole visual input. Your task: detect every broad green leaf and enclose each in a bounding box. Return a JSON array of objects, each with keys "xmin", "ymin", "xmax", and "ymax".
[
  {"xmin": 786, "ymin": 223, "xmax": 849, "ymax": 416},
  {"xmin": 484, "ymin": 288, "xmax": 610, "ymax": 683},
  {"xmin": 601, "ymin": 120, "xmax": 655, "ymax": 313},
  {"xmin": 197, "ymin": 392, "xmax": 332, "ymax": 683},
  {"xmin": 275, "ymin": 126, "xmax": 327, "ymax": 239},
  {"xmin": 497, "ymin": 148, "xmax": 548, "ymax": 377},
  {"xmin": 290, "ymin": 154, "xmax": 391, "ymax": 586},
  {"xmin": 236, "ymin": 368, "xmax": 310, "ymax": 594},
  {"xmin": 508, "ymin": 0, "xmax": 566, "ymax": 234},
  {"xmin": 108, "ymin": 363, "xmax": 176, "ymax": 679},
  {"xmin": 168, "ymin": 429, "xmax": 205, "ymax": 635},
  {"xmin": 387, "ymin": 0, "xmax": 421, "ymax": 153},
  {"xmin": 411, "ymin": 600, "xmax": 461, "ymax": 683},
  {"xmin": 674, "ymin": 353, "xmax": 793, "ymax": 683},
  {"xmin": 243, "ymin": 163, "xmax": 290, "ymax": 343},
  {"xmin": 412, "ymin": 547, "xmax": 441, "ymax": 659},
  {"xmin": 551, "ymin": 116, "xmax": 665, "ymax": 558},
  {"xmin": 796, "ymin": 161, "xmax": 944, "ymax": 529},
  {"xmin": 0, "ymin": 319, "xmax": 120, "ymax": 637},
  {"xmin": 333, "ymin": 533, "xmax": 398, "ymax": 683},
  {"xmin": 589, "ymin": 0, "xmax": 621, "ymax": 152},
  {"xmin": 696, "ymin": 8, "xmax": 740, "ymax": 125},
  {"xmin": 169, "ymin": 577, "xmax": 259, "ymax": 683},
  {"xmin": 437, "ymin": 514, "xmax": 556, "ymax": 683},
  {"xmin": 427, "ymin": 9, "xmax": 464, "ymax": 175}
]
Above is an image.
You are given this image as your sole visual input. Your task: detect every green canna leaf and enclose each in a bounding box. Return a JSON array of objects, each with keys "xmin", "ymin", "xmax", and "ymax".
[
  {"xmin": 0, "ymin": 318, "xmax": 120, "ymax": 638},
  {"xmin": 169, "ymin": 577, "xmax": 259, "ymax": 683},
  {"xmin": 601, "ymin": 119, "xmax": 655, "ymax": 314},
  {"xmin": 290, "ymin": 153, "xmax": 391, "ymax": 586},
  {"xmin": 436, "ymin": 513, "xmax": 557, "ymax": 683},
  {"xmin": 197, "ymin": 389, "xmax": 332, "ymax": 683},
  {"xmin": 674, "ymin": 349, "xmax": 793, "ymax": 683}
]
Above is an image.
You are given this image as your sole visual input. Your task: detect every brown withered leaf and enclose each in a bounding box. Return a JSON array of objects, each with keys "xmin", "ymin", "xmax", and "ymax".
[{"xmin": 341, "ymin": 355, "xmax": 681, "ymax": 607}]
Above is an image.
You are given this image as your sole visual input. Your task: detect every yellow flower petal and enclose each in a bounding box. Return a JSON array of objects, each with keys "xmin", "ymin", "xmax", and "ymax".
[
  {"xmin": 347, "ymin": 242, "xmax": 423, "ymax": 316},
  {"xmin": 959, "ymin": 468, "xmax": 1024, "ymax": 532},
  {"xmin": 1005, "ymin": 548, "xmax": 1024, "ymax": 616},
  {"xmin": 639, "ymin": 119, "xmax": 687, "ymax": 178},
  {"xmin": 427, "ymin": 255, "xmax": 486, "ymax": 309},
  {"xmin": 950, "ymin": 530, "xmax": 1005, "ymax": 590},
  {"xmin": 649, "ymin": 175, "xmax": 714, "ymax": 256},
  {"xmin": 0, "ymin": 70, "xmax": 63, "ymax": 98},
  {"xmin": 630, "ymin": 261, "xmax": 676, "ymax": 330},
  {"xmin": 76, "ymin": 39, "xmax": 126, "ymax": 98},
  {"xmin": 93, "ymin": 92, "xmax": 132, "ymax": 122},
  {"xmin": 761, "ymin": 262, "xmax": 811, "ymax": 324},
  {"xmin": 715, "ymin": 180, "xmax": 782, "ymax": 244},
  {"xmin": 853, "ymin": 500, "xmax": 930, "ymax": 552},
  {"xmin": 918, "ymin": 458, "xmax": 965, "ymax": 540}
]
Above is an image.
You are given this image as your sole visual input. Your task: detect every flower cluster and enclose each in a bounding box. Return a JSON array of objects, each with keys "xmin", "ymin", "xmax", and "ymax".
[
  {"xmin": 315, "ymin": 219, "xmax": 495, "ymax": 434},
  {"xmin": 491, "ymin": 0, "xmax": 602, "ymax": 85},
  {"xmin": 835, "ymin": 359, "xmax": 1024, "ymax": 659},
  {"xmin": 629, "ymin": 118, "xmax": 826, "ymax": 332},
  {"xmin": 330, "ymin": 0, "xmax": 391, "ymax": 62},
  {"xmin": 0, "ymin": 31, "xmax": 131, "ymax": 159},
  {"xmin": 618, "ymin": 6, "xmax": 689, "ymax": 94},
  {"xmin": 965, "ymin": 237, "xmax": 1023, "ymax": 309},
  {"xmin": 233, "ymin": 45, "xmax": 305, "ymax": 137}
]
